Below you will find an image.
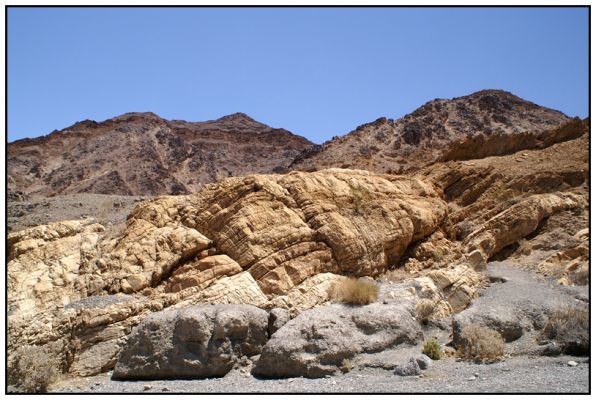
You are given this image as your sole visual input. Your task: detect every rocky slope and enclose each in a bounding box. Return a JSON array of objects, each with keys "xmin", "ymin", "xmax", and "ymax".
[
  {"xmin": 8, "ymin": 112, "xmax": 315, "ymax": 199},
  {"xmin": 290, "ymin": 90, "xmax": 572, "ymax": 173},
  {"xmin": 8, "ymin": 169, "xmax": 486, "ymax": 380},
  {"xmin": 6, "ymin": 90, "xmax": 589, "ymax": 393}
]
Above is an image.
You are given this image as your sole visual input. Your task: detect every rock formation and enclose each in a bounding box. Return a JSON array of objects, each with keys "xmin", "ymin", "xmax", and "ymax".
[
  {"xmin": 252, "ymin": 302, "xmax": 422, "ymax": 378},
  {"xmin": 6, "ymin": 90, "xmax": 589, "ymax": 388},
  {"xmin": 8, "ymin": 169, "xmax": 469, "ymax": 378}
]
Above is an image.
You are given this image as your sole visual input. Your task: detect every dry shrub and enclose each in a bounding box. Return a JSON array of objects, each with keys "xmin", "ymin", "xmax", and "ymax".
[
  {"xmin": 457, "ymin": 325, "xmax": 504, "ymax": 362},
  {"xmin": 329, "ymin": 277, "xmax": 379, "ymax": 305},
  {"xmin": 542, "ymin": 305, "xmax": 589, "ymax": 355},
  {"xmin": 349, "ymin": 185, "xmax": 372, "ymax": 215},
  {"xmin": 384, "ymin": 268, "xmax": 410, "ymax": 283},
  {"xmin": 8, "ymin": 344, "xmax": 61, "ymax": 393},
  {"xmin": 340, "ymin": 358, "xmax": 354, "ymax": 373},
  {"xmin": 422, "ymin": 339, "xmax": 442, "ymax": 360},
  {"xmin": 416, "ymin": 299, "xmax": 436, "ymax": 325}
]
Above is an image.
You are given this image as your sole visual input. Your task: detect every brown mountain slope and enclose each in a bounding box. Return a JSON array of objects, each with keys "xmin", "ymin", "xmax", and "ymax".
[
  {"xmin": 290, "ymin": 90, "xmax": 572, "ymax": 173},
  {"xmin": 8, "ymin": 112, "xmax": 315, "ymax": 198}
]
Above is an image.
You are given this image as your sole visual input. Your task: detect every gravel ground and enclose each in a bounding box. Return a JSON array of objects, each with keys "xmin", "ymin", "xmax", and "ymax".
[{"xmin": 51, "ymin": 355, "xmax": 589, "ymax": 394}]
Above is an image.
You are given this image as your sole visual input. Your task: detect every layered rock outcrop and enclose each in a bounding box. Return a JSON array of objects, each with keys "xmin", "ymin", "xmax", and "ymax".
[
  {"xmin": 8, "ymin": 169, "xmax": 460, "ymax": 378},
  {"xmin": 7, "ymin": 218, "xmax": 104, "ymax": 318},
  {"xmin": 94, "ymin": 169, "xmax": 449, "ymax": 297}
]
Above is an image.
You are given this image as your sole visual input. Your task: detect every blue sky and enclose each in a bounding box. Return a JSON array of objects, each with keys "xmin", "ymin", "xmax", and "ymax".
[{"xmin": 7, "ymin": 7, "xmax": 589, "ymax": 143}]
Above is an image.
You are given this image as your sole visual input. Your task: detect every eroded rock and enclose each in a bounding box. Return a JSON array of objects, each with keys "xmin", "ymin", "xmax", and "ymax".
[
  {"xmin": 252, "ymin": 302, "xmax": 422, "ymax": 378},
  {"xmin": 113, "ymin": 305, "xmax": 269, "ymax": 379}
]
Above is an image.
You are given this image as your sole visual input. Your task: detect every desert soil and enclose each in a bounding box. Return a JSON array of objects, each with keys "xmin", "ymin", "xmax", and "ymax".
[
  {"xmin": 7, "ymin": 194, "xmax": 145, "ymax": 234},
  {"xmin": 50, "ymin": 355, "xmax": 589, "ymax": 394}
]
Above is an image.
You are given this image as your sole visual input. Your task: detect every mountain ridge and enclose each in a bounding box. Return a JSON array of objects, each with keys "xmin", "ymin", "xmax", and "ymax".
[
  {"xmin": 8, "ymin": 111, "xmax": 315, "ymax": 198},
  {"xmin": 290, "ymin": 89, "xmax": 571, "ymax": 173},
  {"xmin": 8, "ymin": 89, "xmax": 575, "ymax": 199}
]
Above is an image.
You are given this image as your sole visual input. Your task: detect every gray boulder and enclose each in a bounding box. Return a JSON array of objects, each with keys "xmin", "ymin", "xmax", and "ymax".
[
  {"xmin": 415, "ymin": 354, "xmax": 433, "ymax": 370},
  {"xmin": 268, "ymin": 308, "xmax": 290, "ymax": 337},
  {"xmin": 252, "ymin": 303, "xmax": 422, "ymax": 378},
  {"xmin": 394, "ymin": 357, "xmax": 422, "ymax": 376},
  {"xmin": 113, "ymin": 304, "xmax": 269, "ymax": 379}
]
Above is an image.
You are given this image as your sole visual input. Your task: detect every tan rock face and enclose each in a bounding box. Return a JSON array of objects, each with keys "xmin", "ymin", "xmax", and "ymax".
[
  {"xmin": 102, "ymin": 169, "xmax": 448, "ymax": 296},
  {"xmin": 164, "ymin": 254, "xmax": 242, "ymax": 293},
  {"xmin": 99, "ymin": 219, "xmax": 213, "ymax": 294},
  {"xmin": 463, "ymin": 192, "xmax": 586, "ymax": 261},
  {"xmin": 537, "ymin": 228, "xmax": 589, "ymax": 285},
  {"xmin": 8, "ymin": 169, "xmax": 452, "ymax": 378},
  {"xmin": 7, "ymin": 218, "xmax": 104, "ymax": 318}
]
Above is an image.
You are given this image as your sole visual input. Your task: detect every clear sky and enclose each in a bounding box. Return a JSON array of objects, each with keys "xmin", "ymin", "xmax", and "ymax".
[{"xmin": 7, "ymin": 7, "xmax": 589, "ymax": 144}]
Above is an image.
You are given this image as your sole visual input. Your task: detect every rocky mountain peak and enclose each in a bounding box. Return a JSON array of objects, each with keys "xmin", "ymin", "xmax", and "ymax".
[
  {"xmin": 291, "ymin": 89, "xmax": 572, "ymax": 173},
  {"xmin": 216, "ymin": 112, "xmax": 258, "ymax": 123},
  {"xmin": 8, "ymin": 111, "xmax": 315, "ymax": 198}
]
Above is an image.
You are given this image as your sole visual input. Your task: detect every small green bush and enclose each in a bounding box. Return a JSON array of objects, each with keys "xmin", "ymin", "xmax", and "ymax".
[
  {"xmin": 422, "ymin": 339, "xmax": 442, "ymax": 360},
  {"xmin": 329, "ymin": 278, "xmax": 379, "ymax": 305}
]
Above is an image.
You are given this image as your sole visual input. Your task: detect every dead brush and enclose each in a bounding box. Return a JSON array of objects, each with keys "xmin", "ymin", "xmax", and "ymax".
[
  {"xmin": 8, "ymin": 344, "xmax": 61, "ymax": 393},
  {"xmin": 384, "ymin": 268, "xmax": 410, "ymax": 283},
  {"xmin": 329, "ymin": 277, "xmax": 379, "ymax": 305},
  {"xmin": 457, "ymin": 325, "xmax": 505, "ymax": 362},
  {"xmin": 542, "ymin": 305, "xmax": 589, "ymax": 355},
  {"xmin": 340, "ymin": 358, "xmax": 354, "ymax": 373},
  {"xmin": 416, "ymin": 299, "xmax": 436, "ymax": 325}
]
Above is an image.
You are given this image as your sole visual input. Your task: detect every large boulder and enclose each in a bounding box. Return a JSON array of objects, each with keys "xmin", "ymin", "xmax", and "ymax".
[
  {"xmin": 252, "ymin": 302, "xmax": 422, "ymax": 378},
  {"xmin": 113, "ymin": 304, "xmax": 269, "ymax": 379}
]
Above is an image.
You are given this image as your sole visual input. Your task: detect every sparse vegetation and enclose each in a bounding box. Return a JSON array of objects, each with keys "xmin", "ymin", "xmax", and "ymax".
[
  {"xmin": 416, "ymin": 299, "xmax": 436, "ymax": 325},
  {"xmin": 340, "ymin": 358, "xmax": 354, "ymax": 373},
  {"xmin": 542, "ymin": 305, "xmax": 589, "ymax": 355},
  {"xmin": 430, "ymin": 249, "xmax": 443, "ymax": 262},
  {"xmin": 384, "ymin": 268, "xmax": 410, "ymax": 283},
  {"xmin": 329, "ymin": 277, "xmax": 379, "ymax": 305},
  {"xmin": 457, "ymin": 325, "xmax": 504, "ymax": 362},
  {"xmin": 8, "ymin": 344, "xmax": 61, "ymax": 393},
  {"xmin": 422, "ymin": 339, "xmax": 442, "ymax": 360},
  {"xmin": 349, "ymin": 185, "xmax": 372, "ymax": 215}
]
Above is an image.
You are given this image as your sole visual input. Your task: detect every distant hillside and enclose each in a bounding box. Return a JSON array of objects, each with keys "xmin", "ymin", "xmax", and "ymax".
[
  {"xmin": 289, "ymin": 90, "xmax": 572, "ymax": 173},
  {"xmin": 8, "ymin": 112, "xmax": 315, "ymax": 199}
]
